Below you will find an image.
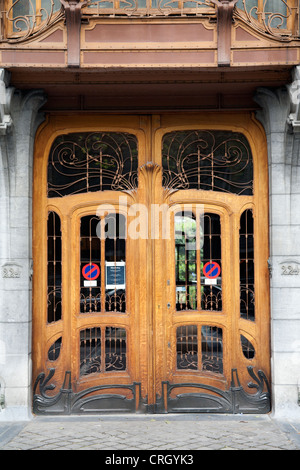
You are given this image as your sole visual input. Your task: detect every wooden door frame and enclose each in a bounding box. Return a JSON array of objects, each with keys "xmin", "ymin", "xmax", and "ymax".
[{"xmin": 32, "ymin": 111, "xmax": 271, "ymax": 414}]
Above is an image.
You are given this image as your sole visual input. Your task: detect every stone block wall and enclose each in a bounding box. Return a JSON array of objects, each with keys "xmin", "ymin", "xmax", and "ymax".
[{"xmin": 0, "ymin": 70, "xmax": 45, "ymax": 419}]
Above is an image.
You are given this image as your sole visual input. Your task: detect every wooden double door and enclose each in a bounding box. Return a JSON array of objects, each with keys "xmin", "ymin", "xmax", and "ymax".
[{"xmin": 32, "ymin": 113, "xmax": 271, "ymax": 414}]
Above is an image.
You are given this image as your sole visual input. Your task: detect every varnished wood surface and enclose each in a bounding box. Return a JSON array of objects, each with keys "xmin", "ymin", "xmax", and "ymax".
[{"xmin": 32, "ymin": 112, "xmax": 270, "ymax": 408}]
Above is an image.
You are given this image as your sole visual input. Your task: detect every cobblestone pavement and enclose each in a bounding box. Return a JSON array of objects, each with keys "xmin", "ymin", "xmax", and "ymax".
[{"xmin": 1, "ymin": 414, "xmax": 300, "ymax": 452}]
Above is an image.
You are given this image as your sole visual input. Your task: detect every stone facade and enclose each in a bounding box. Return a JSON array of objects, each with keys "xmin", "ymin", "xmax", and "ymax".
[
  {"xmin": 255, "ymin": 75, "xmax": 300, "ymax": 418},
  {"xmin": 0, "ymin": 70, "xmax": 46, "ymax": 419},
  {"xmin": 0, "ymin": 66, "xmax": 300, "ymax": 420}
]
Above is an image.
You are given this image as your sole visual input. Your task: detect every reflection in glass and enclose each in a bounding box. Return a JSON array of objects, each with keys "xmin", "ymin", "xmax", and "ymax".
[
  {"xmin": 48, "ymin": 132, "xmax": 138, "ymax": 197},
  {"xmin": 162, "ymin": 130, "xmax": 253, "ymax": 195},
  {"xmin": 175, "ymin": 212, "xmax": 197, "ymax": 311},
  {"xmin": 79, "ymin": 326, "xmax": 127, "ymax": 375},
  {"xmin": 201, "ymin": 213, "xmax": 222, "ymax": 311},
  {"xmin": 80, "ymin": 216, "xmax": 101, "ymax": 313},
  {"xmin": 105, "ymin": 214, "xmax": 126, "ymax": 313}
]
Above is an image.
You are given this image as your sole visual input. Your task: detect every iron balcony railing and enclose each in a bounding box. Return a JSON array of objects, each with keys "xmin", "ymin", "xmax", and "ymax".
[{"xmin": 0, "ymin": 0, "xmax": 298, "ymax": 42}]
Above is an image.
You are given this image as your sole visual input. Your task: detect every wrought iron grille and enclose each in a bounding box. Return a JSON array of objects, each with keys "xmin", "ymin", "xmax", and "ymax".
[
  {"xmin": 84, "ymin": 0, "xmax": 214, "ymax": 16},
  {"xmin": 80, "ymin": 326, "xmax": 127, "ymax": 376},
  {"xmin": 1, "ymin": 0, "xmax": 63, "ymax": 42},
  {"xmin": 1, "ymin": 0, "xmax": 298, "ymax": 42},
  {"xmin": 80, "ymin": 215, "xmax": 102, "ymax": 314},
  {"xmin": 47, "ymin": 211, "xmax": 62, "ymax": 323},
  {"xmin": 175, "ymin": 211, "xmax": 222, "ymax": 313},
  {"xmin": 176, "ymin": 325, "xmax": 198, "ymax": 370},
  {"xmin": 47, "ymin": 132, "xmax": 138, "ymax": 198},
  {"xmin": 239, "ymin": 209, "xmax": 255, "ymax": 321},
  {"xmin": 235, "ymin": 0, "xmax": 299, "ymax": 40},
  {"xmin": 162, "ymin": 130, "xmax": 253, "ymax": 195},
  {"xmin": 201, "ymin": 325, "xmax": 223, "ymax": 374},
  {"xmin": 105, "ymin": 327, "xmax": 127, "ymax": 371},
  {"xmin": 175, "ymin": 213, "xmax": 197, "ymax": 311},
  {"xmin": 201, "ymin": 213, "xmax": 222, "ymax": 312},
  {"xmin": 176, "ymin": 324, "xmax": 223, "ymax": 374},
  {"xmin": 80, "ymin": 327, "xmax": 102, "ymax": 376}
]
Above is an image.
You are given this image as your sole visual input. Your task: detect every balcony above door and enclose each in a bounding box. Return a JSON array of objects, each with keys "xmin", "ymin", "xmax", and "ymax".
[{"xmin": 0, "ymin": 0, "xmax": 299, "ymax": 69}]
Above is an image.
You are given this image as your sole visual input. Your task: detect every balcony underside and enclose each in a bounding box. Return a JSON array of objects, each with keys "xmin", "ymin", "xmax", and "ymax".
[
  {"xmin": 10, "ymin": 67, "xmax": 292, "ymax": 112},
  {"xmin": 1, "ymin": 4, "xmax": 297, "ymax": 111}
]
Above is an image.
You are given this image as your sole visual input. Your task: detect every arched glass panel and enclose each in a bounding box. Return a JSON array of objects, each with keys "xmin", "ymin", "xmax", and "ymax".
[
  {"xmin": 47, "ymin": 132, "xmax": 138, "ymax": 197},
  {"xmin": 162, "ymin": 130, "xmax": 253, "ymax": 195}
]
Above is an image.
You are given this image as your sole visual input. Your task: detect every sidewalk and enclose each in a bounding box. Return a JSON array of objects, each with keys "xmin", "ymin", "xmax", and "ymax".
[{"xmin": 1, "ymin": 414, "xmax": 300, "ymax": 451}]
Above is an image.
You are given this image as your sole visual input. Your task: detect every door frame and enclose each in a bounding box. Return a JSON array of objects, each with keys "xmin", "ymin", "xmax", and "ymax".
[{"xmin": 32, "ymin": 112, "xmax": 271, "ymax": 414}]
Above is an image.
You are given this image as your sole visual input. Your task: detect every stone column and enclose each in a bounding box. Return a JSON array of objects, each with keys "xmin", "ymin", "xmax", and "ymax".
[
  {"xmin": 0, "ymin": 69, "xmax": 46, "ymax": 420},
  {"xmin": 254, "ymin": 74, "xmax": 300, "ymax": 419}
]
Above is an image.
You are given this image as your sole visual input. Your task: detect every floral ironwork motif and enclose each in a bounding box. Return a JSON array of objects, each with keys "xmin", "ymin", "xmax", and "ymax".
[
  {"xmin": 80, "ymin": 326, "xmax": 127, "ymax": 376},
  {"xmin": 160, "ymin": 366, "xmax": 271, "ymax": 413},
  {"xmin": 33, "ymin": 368, "xmax": 143, "ymax": 413},
  {"xmin": 176, "ymin": 324, "xmax": 223, "ymax": 374},
  {"xmin": 47, "ymin": 132, "xmax": 138, "ymax": 197},
  {"xmin": 84, "ymin": 0, "xmax": 214, "ymax": 16},
  {"xmin": 1, "ymin": 0, "xmax": 298, "ymax": 42},
  {"xmin": 162, "ymin": 130, "xmax": 253, "ymax": 195},
  {"xmin": 2, "ymin": 0, "xmax": 63, "ymax": 42}
]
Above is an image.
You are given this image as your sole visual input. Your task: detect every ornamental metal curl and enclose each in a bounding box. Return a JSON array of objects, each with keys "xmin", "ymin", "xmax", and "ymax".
[
  {"xmin": 33, "ymin": 368, "xmax": 144, "ymax": 414},
  {"xmin": 47, "ymin": 132, "xmax": 138, "ymax": 197},
  {"xmin": 3, "ymin": 0, "xmax": 63, "ymax": 43},
  {"xmin": 162, "ymin": 130, "xmax": 253, "ymax": 195},
  {"xmin": 33, "ymin": 366, "xmax": 270, "ymax": 414},
  {"xmin": 234, "ymin": 0, "xmax": 298, "ymax": 41},
  {"xmin": 159, "ymin": 366, "xmax": 271, "ymax": 413}
]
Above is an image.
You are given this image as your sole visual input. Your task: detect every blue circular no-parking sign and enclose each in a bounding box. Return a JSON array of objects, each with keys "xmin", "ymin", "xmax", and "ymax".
[
  {"xmin": 203, "ymin": 261, "xmax": 221, "ymax": 279},
  {"xmin": 82, "ymin": 263, "xmax": 100, "ymax": 280}
]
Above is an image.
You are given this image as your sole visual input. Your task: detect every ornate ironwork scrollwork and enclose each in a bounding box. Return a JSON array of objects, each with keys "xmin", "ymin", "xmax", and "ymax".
[
  {"xmin": 47, "ymin": 132, "xmax": 138, "ymax": 197},
  {"xmin": 234, "ymin": 0, "xmax": 299, "ymax": 41},
  {"xmin": 3, "ymin": 0, "xmax": 63, "ymax": 43},
  {"xmin": 33, "ymin": 368, "xmax": 144, "ymax": 414},
  {"xmin": 162, "ymin": 130, "xmax": 253, "ymax": 196},
  {"xmin": 159, "ymin": 366, "xmax": 271, "ymax": 413}
]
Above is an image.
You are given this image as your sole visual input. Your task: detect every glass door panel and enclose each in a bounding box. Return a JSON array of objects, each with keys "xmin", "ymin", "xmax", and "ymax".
[{"xmin": 33, "ymin": 114, "xmax": 270, "ymax": 415}]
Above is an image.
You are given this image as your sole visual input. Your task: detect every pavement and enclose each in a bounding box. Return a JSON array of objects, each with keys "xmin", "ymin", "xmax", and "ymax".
[{"xmin": 0, "ymin": 413, "xmax": 300, "ymax": 452}]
